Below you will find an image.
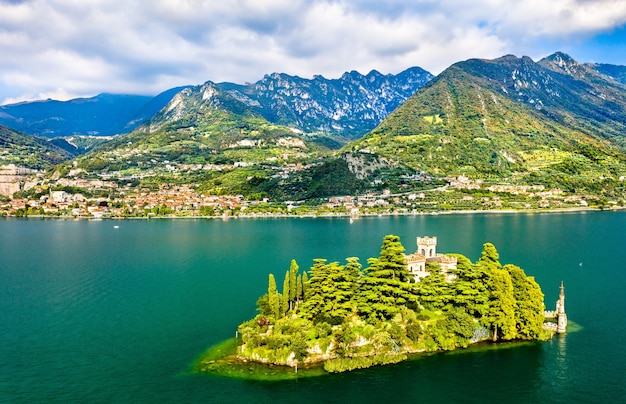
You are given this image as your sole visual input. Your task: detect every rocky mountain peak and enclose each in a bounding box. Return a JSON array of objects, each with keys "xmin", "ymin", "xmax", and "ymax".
[
  {"xmin": 539, "ymin": 52, "xmax": 581, "ymax": 76},
  {"xmin": 209, "ymin": 66, "xmax": 433, "ymax": 139},
  {"xmin": 341, "ymin": 70, "xmax": 365, "ymax": 82}
]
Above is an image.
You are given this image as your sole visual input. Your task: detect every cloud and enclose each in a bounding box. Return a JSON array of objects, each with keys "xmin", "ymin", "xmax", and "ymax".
[{"xmin": 1, "ymin": 0, "xmax": 626, "ymax": 104}]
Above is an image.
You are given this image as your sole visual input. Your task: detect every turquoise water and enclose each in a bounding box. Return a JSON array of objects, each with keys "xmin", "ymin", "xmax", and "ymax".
[{"xmin": 1, "ymin": 213, "xmax": 625, "ymax": 403}]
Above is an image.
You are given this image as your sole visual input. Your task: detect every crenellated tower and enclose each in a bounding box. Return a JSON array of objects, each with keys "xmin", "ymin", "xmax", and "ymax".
[{"xmin": 416, "ymin": 236, "xmax": 437, "ymax": 258}]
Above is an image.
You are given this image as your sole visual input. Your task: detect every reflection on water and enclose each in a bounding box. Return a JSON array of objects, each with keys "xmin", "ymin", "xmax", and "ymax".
[{"xmin": 554, "ymin": 335, "xmax": 568, "ymax": 383}]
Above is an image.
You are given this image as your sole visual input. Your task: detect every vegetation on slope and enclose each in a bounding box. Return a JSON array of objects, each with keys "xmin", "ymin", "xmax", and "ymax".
[
  {"xmin": 16, "ymin": 52, "xmax": 626, "ymax": 207},
  {"xmin": 226, "ymin": 235, "xmax": 547, "ymax": 373},
  {"xmin": 0, "ymin": 125, "xmax": 72, "ymax": 169},
  {"xmin": 348, "ymin": 54, "xmax": 626, "ymax": 198}
]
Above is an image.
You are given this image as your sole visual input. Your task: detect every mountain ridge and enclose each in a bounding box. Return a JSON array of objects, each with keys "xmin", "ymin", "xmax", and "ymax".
[
  {"xmin": 5, "ymin": 52, "xmax": 626, "ymax": 207},
  {"xmin": 0, "ymin": 67, "xmax": 432, "ymax": 142}
]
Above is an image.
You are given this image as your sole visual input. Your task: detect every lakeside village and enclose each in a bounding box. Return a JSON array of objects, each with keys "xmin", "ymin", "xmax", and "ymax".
[
  {"xmin": 200, "ymin": 235, "xmax": 567, "ymax": 375},
  {"xmin": 0, "ymin": 161, "xmax": 616, "ymax": 218}
]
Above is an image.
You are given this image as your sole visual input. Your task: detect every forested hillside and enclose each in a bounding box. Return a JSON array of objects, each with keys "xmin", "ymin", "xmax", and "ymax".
[
  {"xmin": 0, "ymin": 124, "xmax": 72, "ymax": 169},
  {"xmin": 349, "ymin": 53, "xmax": 626, "ymax": 197}
]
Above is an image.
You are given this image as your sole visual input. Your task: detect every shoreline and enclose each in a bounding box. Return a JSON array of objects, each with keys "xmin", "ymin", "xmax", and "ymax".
[
  {"xmin": 195, "ymin": 334, "xmax": 555, "ymax": 380},
  {"xmin": 196, "ymin": 320, "xmax": 580, "ymax": 380},
  {"xmin": 3, "ymin": 205, "xmax": 622, "ymax": 221}
]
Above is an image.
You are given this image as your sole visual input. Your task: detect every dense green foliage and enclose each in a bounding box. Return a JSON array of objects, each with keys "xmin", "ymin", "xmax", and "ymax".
[
  {"xmin": 0, "ymin": 125, "xmax": 72, "ymax": 169},
  {"xmin": 237, "ymin": 235, "xmax": 548, "ymax": 372}
]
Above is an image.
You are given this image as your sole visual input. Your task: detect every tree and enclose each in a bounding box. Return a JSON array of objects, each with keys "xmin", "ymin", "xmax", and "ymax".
[
  {"xmin": 357, "ymin": 235, "xmax": 417, "ymax": 321},
  {"xmin": 296, "ymin": 274, "xmax": 303, "ymax": 302},
  {"xmin": 483, "ymin": 268, "xmax": 516, "ymax": 341},
  {"xmin": 281, "ymin": 270, "xmax": 290, "ymax": 315},
  {"xmin": 255, "ymin": 293, "xmax": 271, "ymax": 316},
  {"xmin": 417, "ymin": 261, "xmax": 452, "ymax": 309},
  {"xmin": 299, "ymin": 259, "xmax": 331, "ymax": 322},
  {"xmin": 477, "ymin": 242, "xmax": 501, "ymax": 271},
  {"xmin": 369, "ymin": 235, "xmax": 411, "ymax": 282},
  {"xmin": 288, "ymin": 259, "xmax": 299, "ymax": 310},
  {"xmin": 344, "ymin": 257, "xmax": 362, "ymax": 280},
  {"xmin": 299, "ymin": 258, "xmax": 361, "ymax": 324},
  {"xmin": 267, "ymin": 273, "xmax": 281, "ymax": 319},
  {"xmin": 326, "ymin": 258, "xmax": 362, "ymax": 323},
  {"xmin": 450, "ymin": 253, "xmax": 490, "ymax": 316},
  {"xmin": 302, "ymin": 271, "xmax": 309, "ymax": 302},
  {"xmin": 505, "ymin": 264, "xmax": 545, "ymax": 339}
]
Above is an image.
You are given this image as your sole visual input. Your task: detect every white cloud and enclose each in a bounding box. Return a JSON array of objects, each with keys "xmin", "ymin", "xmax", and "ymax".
[{"xmin": 1, "ymin": 0, "xmax": 626, "ymax": 104}]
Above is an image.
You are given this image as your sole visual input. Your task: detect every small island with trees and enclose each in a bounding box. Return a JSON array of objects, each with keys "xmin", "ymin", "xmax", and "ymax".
[{"xmin": 198, "ymin": 235, "xmax": 553, "ymax": 376}]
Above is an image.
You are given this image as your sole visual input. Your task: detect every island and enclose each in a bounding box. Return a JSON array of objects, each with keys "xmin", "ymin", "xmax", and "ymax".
[{"xmin": 198, "ymin": 235, "xmax": 558, "ymax": 375}]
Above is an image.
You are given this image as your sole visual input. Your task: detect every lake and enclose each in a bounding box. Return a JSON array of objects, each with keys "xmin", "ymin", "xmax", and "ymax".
[{"xmin": 1, "ymin": 212, "xmax": 625, "ymax": 403}]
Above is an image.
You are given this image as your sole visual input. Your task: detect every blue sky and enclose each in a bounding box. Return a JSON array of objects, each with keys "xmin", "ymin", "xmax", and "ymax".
[{"xmin": 1, "ymin": 0, "xmax": 626, "ymax": 105}]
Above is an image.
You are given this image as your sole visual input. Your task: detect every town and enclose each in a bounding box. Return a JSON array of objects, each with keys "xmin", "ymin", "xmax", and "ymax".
[{"xmin": 0, "ymin": 161, "xmax": 613, "ymax": 218}]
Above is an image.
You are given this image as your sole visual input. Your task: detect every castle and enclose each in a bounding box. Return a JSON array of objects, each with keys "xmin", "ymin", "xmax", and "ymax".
[
  {"xmin": 405, "ymin": 237, "xmax": 568, "ymax": 334},
  {"xmin": 405, "ymin": 236, "xmax": 458, "ymax": 282},
  {"xmin": 544, "ymin": 281, "xmax": 568, "ymax": 333}
]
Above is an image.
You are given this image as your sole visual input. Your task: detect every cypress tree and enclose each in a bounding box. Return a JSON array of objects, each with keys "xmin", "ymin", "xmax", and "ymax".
[
  {"xmin": 282, "ymin": 270, "xmax": 290, "ymax": 315},
  {"xmin": 289, "ymin": 259, "xmax": 298, "ymax": 310},
  {"xmin": 296, "ymin": 274, "xmax": 303, "ymax": 302},
  {"xmin": 302, "ymin": 271, "xmax": 309, "ymax": 301},
  {"xmin": 267, "ymin": 273, "xmax": 281, "ymax": 319}
]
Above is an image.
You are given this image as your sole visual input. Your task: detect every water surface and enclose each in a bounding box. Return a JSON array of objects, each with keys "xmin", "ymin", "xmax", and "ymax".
[{"xmin": 1, "ymin": 213, "xmax": 625, "ymax": 402}]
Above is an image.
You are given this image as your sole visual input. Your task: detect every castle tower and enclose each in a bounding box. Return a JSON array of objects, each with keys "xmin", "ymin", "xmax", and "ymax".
[
  {"xmin": 556, "ymin": 281, "xmax": 568, "ymax": 333},
  {"xmin": 416, "ymin": 236, "xmax": 437, "ymax": 258}
]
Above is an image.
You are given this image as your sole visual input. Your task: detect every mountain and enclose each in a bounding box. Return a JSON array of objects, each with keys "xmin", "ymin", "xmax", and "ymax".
[
  {"xmin": 41, "ymin": 65, "xmax": 433, "ymax": 200},
  {"xmin": 0, "ymin": 89, "xmax": 190, "ymax": 138},
  {"xmin": 0, "ymin": 67, "xmax": 431, "ymax": 143},
  {"xmin": 66, "ymin": 82, "xmax": 326, "ymax": 173},
  {"xmin": 0, "ymin": 124, "xmax": 72, "ymax": 169},
  {"xmin": 591, "ymin": 63, "xmax": 626, "ymax": 85},
  {"xmin": 25, "ymin": 54, "xmax": 626, "ymax": 203},
  {"xmin": 120, "ymin": 86, "xmax": 193, "ymax": 131},
  {"xmin": 349, "ymin": 53, "xmax": 626, "ymax": 195},
  {"xmin": 60, "ymin": 80, "xmax": 428, "ymax": 200},
  {"xmin": 219, "ymin": 67, "xmax": 433, "ymax": 139}
]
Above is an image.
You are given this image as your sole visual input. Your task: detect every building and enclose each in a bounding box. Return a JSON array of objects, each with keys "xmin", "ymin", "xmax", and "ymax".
[
  {"xmin": 544, "ymin": 281, "xmax": 568, "ymax": 334},
  {"xmin": 405, "ymin": 236, "xmax": 458, "ymax": 282},
  {"xmin": 553, "ymin": 281, "xmax": 568, "ymax": 333}
]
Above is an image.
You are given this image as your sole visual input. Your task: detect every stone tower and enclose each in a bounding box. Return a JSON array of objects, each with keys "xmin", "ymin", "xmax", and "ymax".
[
  {"xmin": 416, "ymin": 236, "xmax": 437, "ymax": 258},
  {"xmin": 556, "ymin": 281, "xmax": 568, "ymax": 333}
]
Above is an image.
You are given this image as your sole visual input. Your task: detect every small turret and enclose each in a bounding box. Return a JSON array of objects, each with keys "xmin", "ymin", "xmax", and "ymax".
[{"xmin": 556, "ymin": 281, "xmax": 568, "ymax": 333}]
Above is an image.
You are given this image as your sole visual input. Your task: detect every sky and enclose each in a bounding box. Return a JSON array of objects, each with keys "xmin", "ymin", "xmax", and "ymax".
[{"xmin": 1, "ymin": 0, "xmax": 626, "ymax": 105}]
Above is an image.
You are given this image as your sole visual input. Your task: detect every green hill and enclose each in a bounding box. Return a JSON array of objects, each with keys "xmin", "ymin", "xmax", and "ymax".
[
  {"xmin": 0, "ymin": 125, "xmax": 72, "ymax": 169},
  {"xmin": 348, "ymin": 53, "xmax": 626, "ymax": 196},
  {"xmin": 57, "ymin": 82, "xmax": 361, "ymax": 199}
]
